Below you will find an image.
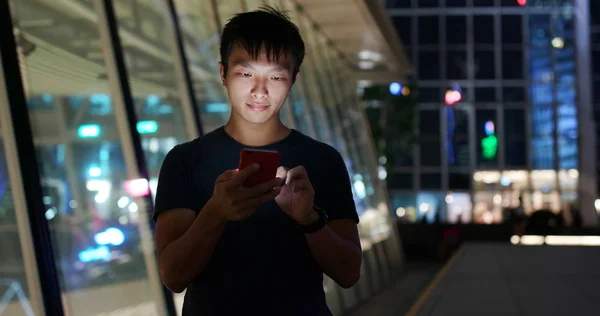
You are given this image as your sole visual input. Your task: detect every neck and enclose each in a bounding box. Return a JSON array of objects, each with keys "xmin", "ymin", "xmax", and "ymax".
[{"xmin": 224, "ymin": 115, "xmax": 290, "ymax": 147}]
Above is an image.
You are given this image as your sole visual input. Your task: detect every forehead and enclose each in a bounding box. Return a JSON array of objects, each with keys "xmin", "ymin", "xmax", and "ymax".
[{"xmin": 228, "ymin": 43, "xmax": 293, "ymax": 70}]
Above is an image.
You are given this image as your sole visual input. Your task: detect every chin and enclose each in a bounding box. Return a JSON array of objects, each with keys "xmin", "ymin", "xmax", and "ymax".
[{"xmin": 242, "ymin": 116, "xmax": 273, "ymax": 125}]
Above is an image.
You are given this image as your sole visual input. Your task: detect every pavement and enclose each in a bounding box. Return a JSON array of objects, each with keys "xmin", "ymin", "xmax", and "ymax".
[
  {"xmin": 350, "ymin": 243, "xmax": 600, "ymax": 316},
  {"xmin": 347, "ymin": 260, "xmax": 442, "ymax": 316}
]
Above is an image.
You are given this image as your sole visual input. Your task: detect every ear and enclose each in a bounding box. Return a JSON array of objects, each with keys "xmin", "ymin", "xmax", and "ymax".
[{"xmin": 218, "ymin": 62, "xmax": 226, "ymax": 87}]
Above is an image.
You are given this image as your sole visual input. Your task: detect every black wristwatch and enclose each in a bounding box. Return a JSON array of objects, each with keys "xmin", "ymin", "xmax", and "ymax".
[{"xmin": 301, "ymin": 205, "xmax": 328, "ymax": 234}]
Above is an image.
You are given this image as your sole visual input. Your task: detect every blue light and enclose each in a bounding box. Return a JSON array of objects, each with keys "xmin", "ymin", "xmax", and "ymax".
[
  {"xmin": 136, "ymin": 120, "xmax": 159, "ymax": 134},
  {"xmin": 147, "ymin": 95, "xmax": 161, "ymax": 107},
  {"xmin": 78, "ymin": 124, "xmax": 101, "ymax": 138},
  {"xmin": 78, "ymin": 246, "xmax": 110, "ymax": 263},
  {"xmin": 94, "ymin": 227, "xmax": 125, "ymax": 246},
  {"xmin": 389, "ymin": 82, "xmax": 402, "ymax": 95},
  {"xmin": 88, "ymin": 166, "xmax": 102, "ymax": 177},
  {"xmin": 206, "ymin": 103, "xmax": 230, "ymax": 113},
  {"xmin": 484, "ymin": 121, "xmax": 495, "ymax": 135}
]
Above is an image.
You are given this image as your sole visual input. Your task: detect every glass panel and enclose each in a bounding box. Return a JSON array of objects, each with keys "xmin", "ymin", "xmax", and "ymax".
[
  {"xmin": 473, "ymin": 191, "xmax": 503, "ymax": 224},
  {"xmin": 447, "ymin": 50, "xmax": 467, "ymax": 79},
  {"xmin": 418, "ymin": 51, "xmax": 440, "ymax": 80},
  {"xmin": 175, "ymin": 0, "xmax": 229, "ymax": 133},
  {"xmin": 216, "ymin": 1, "xmax": 244, "ymax": 28},
  {"xmin": 421, "ymin": 141, "xmax": 441, "ymax": 167},
  {"xmin": 475, "ymin": 87, "xmax": 496, "ymax": 102},
  {"xmin": 391, "ymin": 193, "xmax": 417, "ymax": 223},
  {"xmin": 531, "ymin": 106, "xmax": 554, "ymax": 169},
  {"xmin": 114, "ymin": 0, "xmax": 190, "ymax": 198},
  {"xmin": 473, "ymin": 16, "xmax": 494, "ymax": 45},
  {"xmin": 449, "ymin": 173, "xmax": 471, "ymax": 190},
  {"xmin": 445, "ymin": 192, "xmax": 472, "ymax": 223},
  {"xmin": 474, "ymin": 50, "xmax": 496, "ymax": 79},
  {"xmin": 446, "ymin": 107, "xmax": 469, "ymax": 167},
  {"xmin": 530, "ymin": 170, "xmax": 560, "ymax": 212},
  {"xmin": 446, "ymin": 16, "xmax": 467, "ymax": 44},
  {"xmin": 0, "ymin": 123, "xmax": 35, "ymax": 315},
  {"xmin": 387, "ymin": 172, "xmax": 413, "ymax": 189},
  {"xmin": 421, "ymin": 173, "xmax": 442, "ymax": 190},
  {"xmin": 388, "ymin": 140, "xmax": 413, "ymax": 168},
  {"xmin": 416, "ymin": 192, "xmax": 444, "ymax": 223},
  {"xmin": 502, "ymin": 16, "xmax": 523, "ymax": 44},
  {"xmin": 391, "ymin": 17, "xmax": 412, "ymax": 46},
  {"xmin": 446, "ymin": 0, "xmax": 468, "ymax": 7},
  {"xmin": 473, "ymin": 0, "xmax": 495, "ymax": 6},
  {"xmin": 385, "ymin": 0, "xmax": 412, "ymax": 8},
  {"xmin": 503, "ymin": 87, "xmax": 526, "ymax": 102},
  {"xmin": 504, "ymin": 109, "xmax": 527, "ymax": 168},
  {"xmin": 416, "ymin": 87, "xmax": 441, "ymax": 103},
  {"xmin": 418, "ymin": 16, "xmax": 440, "ymax": 45},
  {"xmin": 502, "ymin": 50, "xmax": 523, "ymax": 79},
  {"xmin": 12, "ymin": 1, "xmax": 163, "ymax": 314},
  {"xmin": 244, "ymin": 0, "xmax": 265, "ymax": 11},
  {"xmin": 417, "ymin": 0, "xmax": 439, "ymax": 7}
]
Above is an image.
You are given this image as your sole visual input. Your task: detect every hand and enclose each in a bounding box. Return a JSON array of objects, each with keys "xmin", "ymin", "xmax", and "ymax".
[
  {"xmin": 275, "ymin": 166, "xmax": 318, "ymax": 225},
  {"xmin": 206, "ymin": 164, "xmax": 282, "ymax": 222}
]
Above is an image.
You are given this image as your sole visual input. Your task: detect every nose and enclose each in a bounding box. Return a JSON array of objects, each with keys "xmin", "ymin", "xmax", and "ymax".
[{"xmin": 251, "ymin": 79, "xmax": 268, "ymax": 99}]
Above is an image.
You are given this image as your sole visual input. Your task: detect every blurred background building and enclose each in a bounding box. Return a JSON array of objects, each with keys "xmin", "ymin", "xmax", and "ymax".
[
  {"xmin": 381, "ymin": 0, "xmax": 598, "ymax": 227},
  {"xmin": 0, "ymin": 0, "xmax": 408, "ymax": 315}
]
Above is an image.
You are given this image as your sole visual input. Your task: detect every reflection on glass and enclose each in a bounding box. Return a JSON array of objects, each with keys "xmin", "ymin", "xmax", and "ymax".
[
  {"xmin": 216, "ymin": 1, "xmax": 245, "ymax": 28},
  {"xmin": 445, "ymin": 192, "xmax": 472, "ymax": 223},
  {"xmin": 415, "ymin": 192, "xmax": 444, "ymax": 223},
  {"xmin": 473, "ymin": 191, "xmax": 503, "ymax": 224},
  {"xmin": 175, "ymin": 0, "xmax": 229, "ymax": 133},
  {"xmin": 12, "ymin": 1, "xmax": 162, "ymax": 314},
  {"xmin": 0, "ymin": 125, "xmax": 34, "ymax": 315},
  {"xmin": 114, "ymin": 0, "xmax": 190, "ymax": 197}
]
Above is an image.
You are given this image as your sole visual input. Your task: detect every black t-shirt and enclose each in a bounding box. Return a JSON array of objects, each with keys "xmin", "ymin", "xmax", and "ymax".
[{"xmin": 153, "ymin": 127, "xmax": 359, "ymax": 316}]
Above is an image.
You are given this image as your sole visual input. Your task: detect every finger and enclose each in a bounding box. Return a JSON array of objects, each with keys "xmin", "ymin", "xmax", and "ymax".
[
  {"xmin": 276, "ymin": 166, "xmax": 288, "ymax": 180},
  {"xmin": 285, "ymin": 166, "xmax": 307, "ymax": 185},
  {"xmin": 216, "ymin": 169, "xmax": 237, "ymax": 183},
  {"xmin": 242, "ymin": 186, "xmax": 281, "ymax": 209},
  {"xmin": 239, "ymin": 177, "xmax": 283, "ymax": 200},
  {"xmin": 230, "ymin": 163, "xmax": 260, "ymax": 187}
]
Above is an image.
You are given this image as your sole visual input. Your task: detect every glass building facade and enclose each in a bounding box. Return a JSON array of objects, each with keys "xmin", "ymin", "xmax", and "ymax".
[
  {"xmin": 385, "ymin": 0, "xmax": 598, "ymax": 225},
  {"xmin": 0, "ymin": 1, "xmax": 403, "ymax": 315}
]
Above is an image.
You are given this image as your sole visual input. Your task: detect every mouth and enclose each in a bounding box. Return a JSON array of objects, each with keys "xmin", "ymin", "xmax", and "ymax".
[{"xmin": 247, "ymin": 103, "xmax": 269, "ymax": 112}]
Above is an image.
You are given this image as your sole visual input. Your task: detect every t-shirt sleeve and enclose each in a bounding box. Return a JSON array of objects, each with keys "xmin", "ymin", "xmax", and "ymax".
[
  {"xmin": 315, "ymin": 147, "xmax": 359, "ymax": 224},
  {"xmin": 153, "ymin": 145, "xmax": 196, "ymax": 221}
]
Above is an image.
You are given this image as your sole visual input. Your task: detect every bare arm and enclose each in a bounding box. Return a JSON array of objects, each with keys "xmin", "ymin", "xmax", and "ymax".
[
  {"xmin": 304, "ymin": 219, "xmax": 362, "ymax": 289},
  {"xmin": 155, "ymin": 205, "xmax": 226, "ymax": 293},
  {"xmin": 155, "ymin": 166, "xmax": 282, "ymax": 293}
]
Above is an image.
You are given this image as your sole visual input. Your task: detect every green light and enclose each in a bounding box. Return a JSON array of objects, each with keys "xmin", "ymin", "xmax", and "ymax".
[
  {"xmin": 136, "ymin": 120, "xmax": 159, "ymax": 134},
  {"xmin": 78, "ymin": 124, "xmax": 101, "ymax": 138},
  {"xmin": 481, "ymin": 135, "xmax": 498, "ymax": 160}
]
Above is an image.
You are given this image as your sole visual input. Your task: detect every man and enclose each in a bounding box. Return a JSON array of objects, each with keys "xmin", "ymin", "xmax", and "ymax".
[{"xmin": 154, "ymin": 6, "xmax": 361, "ymax": 315}]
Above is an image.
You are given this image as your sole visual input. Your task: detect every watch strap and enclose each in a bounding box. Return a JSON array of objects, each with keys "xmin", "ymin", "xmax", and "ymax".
[{"xmin": 301, "ymin": 205, "xmax": 328, "ymax": 234}]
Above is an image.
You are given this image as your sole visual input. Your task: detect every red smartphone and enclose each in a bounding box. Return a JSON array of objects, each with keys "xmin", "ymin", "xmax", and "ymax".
[{"xmin": 238, "ymin": 148, "xmax": 281, "ymax": 187}]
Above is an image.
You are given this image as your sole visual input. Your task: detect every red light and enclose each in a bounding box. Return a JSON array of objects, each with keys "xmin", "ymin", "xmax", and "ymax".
[
  {"xmin": 445, "ymin": 90, "xmax": 462, "ymax": 106},
  {"xmin": 124, "ymin": 178, "xmax": 150, "ymax": 197},
  {"xmin": 518, "ymin": 0, "xmax": 526, "ymax": 6}
]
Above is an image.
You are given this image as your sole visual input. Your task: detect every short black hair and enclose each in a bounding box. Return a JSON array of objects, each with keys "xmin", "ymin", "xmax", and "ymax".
[{"xmin": 220, "ymin": 6, "xmax": 305, "ymax": 80}]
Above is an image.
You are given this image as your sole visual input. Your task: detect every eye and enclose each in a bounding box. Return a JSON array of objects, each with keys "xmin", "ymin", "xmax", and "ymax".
[
  {"xmin": 238, "ymin": 72, "xmax": 251, "ymax": 77},
  {"xmin": 271, "ymin": 76, "xmax": 284, "ymax": 81}
]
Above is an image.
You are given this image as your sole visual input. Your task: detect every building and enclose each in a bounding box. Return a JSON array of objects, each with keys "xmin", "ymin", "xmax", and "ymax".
[
  {"xmin": 592, "ymin": 0, "xmax": 600, "ymax": 213},
  {"xmin": 0, "ymin": 1, "xmax": 408, "ymax": 315},
  {"xmin": 384, "ymin": 0, "xmax": 597, "ymax": 226}
]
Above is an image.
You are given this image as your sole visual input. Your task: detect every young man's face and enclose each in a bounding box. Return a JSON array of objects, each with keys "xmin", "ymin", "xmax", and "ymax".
[{"xmin": 220, "ymin": 44, "xmax": 295, "ymax": 125}]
